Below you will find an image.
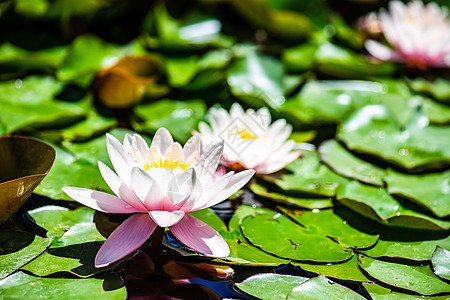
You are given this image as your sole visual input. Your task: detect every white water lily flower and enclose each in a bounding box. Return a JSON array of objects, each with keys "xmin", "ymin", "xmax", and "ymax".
[
  {"xmin": 62, "ymin": 129, "xmax": 254, "ymax": 267},
  {"xmin": 197, "ymin": 103, "xmax": 301, "ymax": 174},
  {"xmin": 365, "ymin": 0, "xmax": 450, "ymax": 69}
]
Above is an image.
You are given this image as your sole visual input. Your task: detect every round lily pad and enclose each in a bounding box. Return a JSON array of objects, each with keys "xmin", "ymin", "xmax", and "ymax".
[
  {"xmin": 337, "ymin": 181, "xmax": 450, "ymax": 231},
  {"xmin": 261, "ymin": 150, "xmax": 349, "ymax": 198},
  {"xmin": 338, "ymin": 105, "xmax": 450, "ymax": 171},
  {"xmin": 385, "ymin": 169, "xmax": 450, "ymax": 218},
  {"xmin": 250, "ymin": 182, "xmax": 333, "ymax": 209},
  {"xmin": 279, "ymin": 208, "xmax": 378, "ymax": 249},
  {"xmin": 240, "ymin": 207, "xmax": 353, "ymax": 262},
  {"xmin": 236, "ymin": 273, "xmax": 309, "ymax": 300},
  {"xmin": 319, "ymin": 139, "xmax": 385, "ymax": 186},
  {"xmin": 286, "ymin": 275, "xmax": 365, "ymax": 299},
  {"xmin": 359, "ymin": 255, "xmax": 450, "ymax": 295},
  {"xmin": 431, "ymin": 246, "xmax": 450, "ymax": 281}
]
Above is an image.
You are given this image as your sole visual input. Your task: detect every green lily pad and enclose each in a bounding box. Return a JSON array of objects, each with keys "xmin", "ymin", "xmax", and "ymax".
[
  {"xmin": 281, "ymin": 80, "xmax": 392, "ymax": 125},
  {"xmin": 57, "ymin": 35, "xmax": 144, "ymax": 86},
  {"xmin": 319, "ymin": 139, "xmax": 385, "ymax": 186},
  {"xmin": 431, "ymin": 246, "xmax": 450, "ymax": 281},
  {"xmin": 282, "ymin": 44, "xmax": 317, "ymax": 73},
  {"xmin": 165, "ymin": 49, "xmax": 232, "ymax": 88},
  {"xmin": 240, "ymin": 207, "xmax": 353, "ymax": 262},
  {"xmin": 227, "ymin": 46, "xmax": 284, "ymax": 108},
  {"xmin": 0, "ymin": 271, "xmax": 126, "ymax": 299},
  {"xmin": 292, "ymin": 255, "xmax": 370, "ymax": 282},
  {"xmin": 362, "ymin": 236, "xmax": 450, "ymax": 261},
  {"xmin": 407, "ymin": 78, "xmax": 450, "ymax": 104},
  {"xmin": 422, "ymin": 97, "xmax": 450, "ymax": 125},
  {"xmin": 0, "ymin": 76, "xmax": 85, "ymax": 134},
  {"xmin": 338, "ymin": 105, "xmax": 450, "ymax": 171},
  {"xmin": 314, "ymin": 42, "xmax": 395, "ymax": 79},
  {"xmin": 28, "ymin": 206, "xmax": 95, "ymax": 237},
  {"xmin": 250, "ymin": 182, "xmax": 333, "ymax": 209},
  {"xmin": 21, "ymin": 222, "xmax": 106, "ymax": 277},
  {"xmin": 337, "ymin": 181, "xmax": 450, "ymax": 231},
  {"xmin": 261, "ymin": 150, "xmax": 349, "ymax": 197},
  {"xmin": 280, "ymin": 208, "xmax": 378, "ymax": 249},
  {"xmin": 33, "ymin": 143, "xmax": 110, "ymax": 201},
  {"xmin": 189, "ymin": 206, "xmax": 288, "ymax": 266},
  {"xmin": 385, "ymin": 169, "xmax": 450, "ymax": 218},
  {"xmin": 236, "ymin": 273, "xmax": 309, "ymax": 300},
  {"xmin": 134, "ymin": 99, "xmax": 206, "ymax": 143},
  {"xmin": 61, "ymin": 111, "xmax": 117, "ymax": 142},
  {"xmin": 359, "ymin": 255, "xmax": 450, "ymax": 295},
  {"xmin": 286, "ymin": 275, "xmax": 365, "ymax": 299},
  {"xmin": 0, "ymin": 234, "xmax": 50, "ymax": 280},
  {"xmin": 362, "ymin": 282, "xmax": 442, "ymax": 299}
]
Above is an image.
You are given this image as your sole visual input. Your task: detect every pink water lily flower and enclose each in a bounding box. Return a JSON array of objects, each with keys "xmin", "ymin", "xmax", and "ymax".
[
  {"xmin": 365, "ymin": 0, "xmax": 450, "ymax": 69},
  {"xmin": 62, "ymin": 129, "xmax": 254, "ymax": 268},
  {"xmin": 197, "ymin": 103, "xmax": 301, "ymax": 174}
]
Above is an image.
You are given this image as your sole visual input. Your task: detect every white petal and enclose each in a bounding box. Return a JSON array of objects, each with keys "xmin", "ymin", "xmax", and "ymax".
[
  {"xmin": 151, "ymin": 128, "xmax": 174, "ymax": 153},
  {"xmin": 130, "ymin": 167, "xmax": 164, "ymax": 211},
  {"xmin": 149, "ymin": 210, "xmax": 185, "ymax": 227},
  {"xmin": 132, "ymin": 134, "xmax": 150, "ymax": 159},
  {"xmin": 106, "ymin": 133, "xmax": 130, "ymax": 183},
  {"xmin": 183, "ymin": 135, "xmax": 201, "ymax": 159},
  {"xmin": 365, "ymin": 40, "xmax": 399, "ymax": 61},
  {"xmin": 164, "ymin": 142, "xmax": 184, "ymax": 161}
]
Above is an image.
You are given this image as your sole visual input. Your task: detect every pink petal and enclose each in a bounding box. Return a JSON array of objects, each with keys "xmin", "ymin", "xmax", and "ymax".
[
  {"xmin": 151, "ymin": 128, "xmax": 173, "ymax": 153},
  {"xmin": 130, "ymin": 167, "xmax": 164, "ymax": 211},
  {"xmin": 95, "ymin": 213, "xmax": 156, "ymax": 267},
  {"xmin": 98, "ymin": 161, "xmax": 148, "ymax": 211},
  {"xmin": 192, "ymin": 169, "xmax": 255, "ymax": 211},
  {"xmin": 61, "ymin": 187, "xmax": 139, "ymax": 213},
  {"xmin": 365, "ymin": 40, "xmax": 399, "ymax": 61},
  {"xmin": 106, "ymin": 133, "xmax": 130, "ymax": 183},
  {"xmin": 169, "ymin": 214, "xmax": 230, "ymax": 257},
  {"xmin": 149, "ymin": 210, "xmax": 185, "ymax": 227}
]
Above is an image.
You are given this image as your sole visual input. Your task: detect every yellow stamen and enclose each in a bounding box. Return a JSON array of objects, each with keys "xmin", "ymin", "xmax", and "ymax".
[
  {"xmin": 238, "ymin": 129, "xmax": 256, "ymax": 140},
  {"xmin": 143, "ymin": 158, "xmax": 191, "ymax": 171}
]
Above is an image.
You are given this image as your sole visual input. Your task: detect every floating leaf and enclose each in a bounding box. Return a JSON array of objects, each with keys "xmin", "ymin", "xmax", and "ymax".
[
  {"xmin": 227, "ymin": 46, "xmax": 284, "ymax": 108},
  {"xmin": 293, "ymin": 255, "xmax": 370, "ymax": 282},
  {"xmin": 314, "ymin": 42, "xmax": 395, "ymax": 79},
  {"xmin": 261, "ymin": 150, "xmax": 349, "ymax": 197},
  {"xmin": 21, "ymin": 222, "xmax": 106, "ymax": 277},
  {"xmin": 338, "ymin": 105, "xmax": 450, "ymax": 171},
  {"xmin": 236, "ymin": 273, "xmax": 309, "ymax": 300},
  {"xmin": 60, "ymin": 111, "xmax": 116, "ymax": 142},
  {"xmin": 0, "ymin": 234, "xmax": 50, "ymax": 280},
  {"xmin": 362, "ymin": 236, "xmax": 450, "ymax": 261},
  {"xmin": 385, "ymin": 169, "xmax": 450, "ymax": 218},
  {"xmin": 134, "ymin": 99, "xmax": 206, "ymax": 143},
  {"xmin": 359, "ymin": 255, "xmax": 450, "ymax": 295},
  {"xmin": 319, "ymin": 139, "xmax": 385, "ymax": 186},
  {"xmin": 431, "ymin": 246, "xmax": 450, "ymax": 281},
  {"xmin": 0, "ymin": 76, "xmax": 85, "ymax": 134},
  {"xmin": 362, "ymin": 282, "xmax": 436, "ymax": 299},
  {"xmin": 0, "ymin": 271, "xmax": 126, "ymax": 299},
  {"xmin": 286, "ymin": 275, "xmax": 365, "ymax": 299},
  {"xmin": 28, "ymin": 206, "xmax": 95, "ymax": 237},
  {"xmin": 250, "ymin": 182, "xmax": 333, "ymax": 209},
  {"xmin": 407, "ymin": 78, "xmax": 450, "ymax": 104},
  {"xmin": 281, "ymin": 80, "xmax": 390, "ymax": 125},
  {"xmin": 189, "ymin": 206, "xmax": 288, "ymax": 266},
  {"xmin": 282, "ymin": 44, "xmax": 317, "ymax": 73},
  {"xmin": 280, "ymin": 208, "xmax": 378, "ymax": 249},
  {"xmin": 240, "ymin": 207, "xmax": 353, "ymax": 262},
  {"xmin": 337, "ymin": 181, "xmax": 450, "ymax": 231},
  {"xmin": 0, "ymin": 136, "xmax": 55, "ymax": 223}
]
